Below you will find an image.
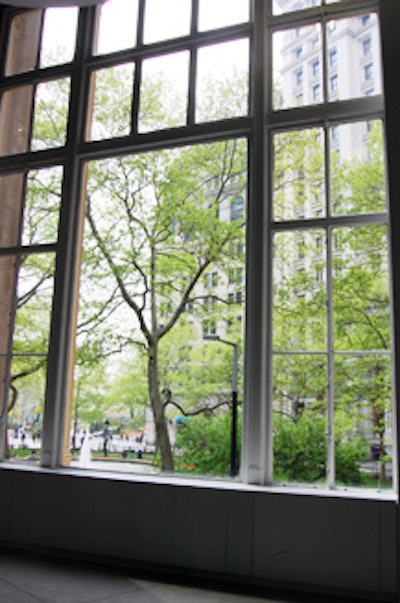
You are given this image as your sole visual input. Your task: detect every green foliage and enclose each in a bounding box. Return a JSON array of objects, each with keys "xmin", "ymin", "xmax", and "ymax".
[
  {"xmin": 335, "ymin": 437, "xmax": 369, "ymax": 486},
  {"xmin": 159, "ymin": 322, "xmax": 240, "ymax": 412},
  {"xmin": 273, "ymin": 413, "xmax": 368, "ymax": 485},
  {"xmin": 175, "ymin": 410, "xmax": 241, "ymax": 476},
  {"xmin": 31, "ymin": 77, "xmax": 70, "ymax": 150}
]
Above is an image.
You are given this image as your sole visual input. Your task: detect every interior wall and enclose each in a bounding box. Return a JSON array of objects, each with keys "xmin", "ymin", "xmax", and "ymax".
[{"xmin": 0, "ymin": 466, "xmax": 396, "ymax": 601}]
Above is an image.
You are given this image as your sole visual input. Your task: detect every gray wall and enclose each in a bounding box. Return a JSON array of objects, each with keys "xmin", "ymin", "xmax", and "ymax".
[{"xmin": 0, "ymin": 466, "xmax": 396, "ymax": 600}]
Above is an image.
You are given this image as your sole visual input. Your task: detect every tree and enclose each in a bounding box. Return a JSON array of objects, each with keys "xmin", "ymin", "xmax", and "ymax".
[
  {"xmin": 2, "ymin": 166, "xmax": 61, "ymax": 457},
  {"xmin": 272, "ymin": 121, "xmax": 392, "ymax": 485},
  {"xmin": 80, "ymin": 139, "xmax": 246, "ymax": 471}
]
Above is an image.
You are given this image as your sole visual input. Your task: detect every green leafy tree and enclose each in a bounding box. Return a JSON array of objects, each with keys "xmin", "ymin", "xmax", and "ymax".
[
  {"xmin": 272, "ymin": 121, "xmax": 392, "ymax": 485},
  {"xmin": 81, "ymin": 138, "xmax": 246, "ymax": 471},
  {"xmin": 175, "ymin": 410, "xmax": 242, "ymax": 476}
]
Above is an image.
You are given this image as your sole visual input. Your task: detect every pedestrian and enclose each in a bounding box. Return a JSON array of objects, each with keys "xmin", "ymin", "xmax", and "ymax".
[{"xmin": 102, "ymin": 420, "xmax": 111, "ymax": 457}]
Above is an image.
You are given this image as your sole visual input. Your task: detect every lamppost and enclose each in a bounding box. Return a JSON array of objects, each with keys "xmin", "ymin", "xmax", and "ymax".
[{"xmin": 203, "ymin": 334, "xmax": 239, "ymax": 477}]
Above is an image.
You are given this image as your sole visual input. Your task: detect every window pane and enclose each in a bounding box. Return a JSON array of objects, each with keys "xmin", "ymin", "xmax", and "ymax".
[
  {"xmin": 7, "ymin": 253, "xmax": 55, "ymax": 465},
  {"xmin": 0, "ymin": 255, "xmax": 17, "ymax": 427},
  {"xmin": 0, "ymin": 256, "xmax": 17, "ymax": 356},
  {"xmin": 273, "ymin": 25, "xmax": 322, "ymax": 110},
  {"xmin": 88, "ymin": 64, "xmax": 134, "ymax": 141},
  {"xmin": 5, "ymin": 11, "xmax": 41, "ymax": 76},
  {"xmin": 326, "ymin": 14, "xmax": 382, "ymax": 102},
  {"xmin": 334, "ymin": 354, "xmax": 392, "ymax": 488},
  {"xmin": 330, "ymin": 120, "xmax": 386, "ymax": 215},
  {"xmin": 94, "ymin": 0, "xmax": 139, "ymax": 55},
  {"xmin": 139, "ymin": 51, "xmax": 189, "ymax": 133},
  {"xmin": 198, "ymin": 0, "xmax": 249, "ymax": 31},
  {"xmin": 273, "ymin": 354, "xmax": 327, "ymax": 485},
  {"xmin": 0, "ymin": 174, "xmax": 25, "ymax": 248},
  {"xmin": 72, "ymin": 140, "xmax": 246, "ymax": 476},
  {"xmin": 0, "ymin": 86, "xmax": 34, "ymax": 156},
  {"xmin": 196, "ymin": 39, "xmax": 249, "ymax": 123},
  {"xmin": 273, "ymin": 230, "xmax": 326, "ymax": 352},
  {"xmin": 22, "ymin": 167, "xmax": 63, "ymax": 246},
  {"xmin": 143, "ymin": 0, "xmax": 191, "ymax": 44},
  {"xmin": 273, "ymin": 0, "xmax": 321, "ymax": 15},
  {"xmin": 333, "ymin": 225, "xmax": 391, "ymax": 352},
  {"xmin": 40, "ymin": 7, "xmax": 78, "ymax": 68},
  {"xmin": 13, "ymin": 254, "xmax": 55, "ymax": 355},
  {"xmin": 31, "ymin": 78, "xmax": 70, "ymax": 151},
  {"xmin": 7, "ymin": 354, "xmax": 46, "ymax": 465},
  {"xmin": 273, "ymin": 128, "xmax": 325, "ymax": 221}
]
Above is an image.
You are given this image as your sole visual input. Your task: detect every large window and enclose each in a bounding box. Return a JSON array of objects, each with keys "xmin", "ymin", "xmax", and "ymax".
[
  {"xmin": 268, "ymin": 1, "xmax": 391, "ymax": 489},
  {"xmin": 0, "ymin": 0, "xmax": 394, "ymax": 491}
]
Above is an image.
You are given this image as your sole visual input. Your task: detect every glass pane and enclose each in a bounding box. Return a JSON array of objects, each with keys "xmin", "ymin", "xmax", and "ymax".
[
  {"xmin": 0, "ymin": 86, "xmax": 34, "ymax": 156},
  {"xmin": 22, "ymin": 167, "xmax": 63, "ymax": 246},
  {"xmin": 40, "ymin": 7, "xmax": 78, "ymax": 68},
  {"xmin": 6, "ymin": 252, "xmax": 55, "ymax": 464},
  {"xmin": 71, "ymin": 140, "xmax": 247, "ymax": 476},
  {"xmin": 273, "ymin": 0, "xmax": 321, "ymax": 15},
  {"xmin": 5, "ymin": 11, "xmax": 41, "ymax": 76},
  {"xmin": 273, "ymin": 128, "xmax": 325, "ymax": 221},
  {"xmin": 198, "ymin": 0, "xmax": 249, "ymax": 31},
  {"xmin": 273, "ymin": 354, "xmax": 327, "ymax": 484},
  {"xmin": 0, "ymin": 174, "xmax": 25, "ymax": 248},
  {"xmin": 333, "ymin": 225, "xmax": 391, "ymax": 352},
  {"xmin": 7, "ymin": 353, "xmax": 46, "ymax": 465},
  {"xmin": 139, "ymin": 51, "xmax": 189, "ymax": 133},
  {"xmin": 0, "ymin": 256, "xmax": 18, "ymax": 357},
  {"xmin": 31, "ymin": 78, "xmax": 70, "ymax": 151},
  {"xmin": 0, "ymin": 255, "xmax": 17, "ymax": 423},
  {"xmin": 94, "ymin": 0, "xmax": 139, "ymax": 55},
  {"xmin": 13, "ymin": 254, "xmax": 55, "ymax": 355},
  {"xmin": 144, "ymin": 0, "xmax": 191, "ymax": 44},
  {"xmin": 196, "ymin": 39, "xmax": 249, "ymax": 123},
  {"xmin": 273, "ymin": 230, "xmax": 326, "ymax": 352},
  {"xmin": 335, "ymin": 354, "xmax": 393, "ymax": 488},
  {"xmin": 88, "ymin": 64, "xmax": 134, "ymax": 141},
  {"xmin": 273, "ymin": 25, "xmax": 322, "ymax": 110},
  {"xmin": 330, "ymin": 120, "xmax": 386, "ymax": 215},
  {"xmin": 327, "ymin": 14, "xmax": 382, "ymax": 102}
]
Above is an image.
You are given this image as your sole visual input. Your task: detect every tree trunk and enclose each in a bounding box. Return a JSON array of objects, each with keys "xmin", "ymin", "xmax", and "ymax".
[{"xmin": 148, "ymin": 343, "xmax": 174, "ymax": 472}]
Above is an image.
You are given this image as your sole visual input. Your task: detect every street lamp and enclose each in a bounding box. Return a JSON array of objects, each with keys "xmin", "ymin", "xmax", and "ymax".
[{"xmin": 203, "ymin": 334, "xmax": 239, "ymax": 477}]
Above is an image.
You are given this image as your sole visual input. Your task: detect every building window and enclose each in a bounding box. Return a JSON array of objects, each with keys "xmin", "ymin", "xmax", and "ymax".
[
  {"xmin": 295, "ymin": 93, "xmax": 303, "ymax": 106},
  {"xmin": 363, "ymin": 37, "xmax": 372, "ymax": 56},
  {"xmin": 361, "ymin": 14, "xmax": 371, "ymax": 27},
  {"xmin": 311, "ymin": 59, "xmax": 319, "ymax": 77},
  {"xmin": 231, "ymin": 196, "xmax": 244, "ymax": 222},
  {"xmin": 331, "ymin": 124, "xmax": 339, "ymax": 141},
  {"xmin": 295, "ymin": 46, "xmax": 303, "ymax": 59},
  {"xmin": 270, "ymin": 3, "xmax": 392, "ymax": 490},
  {"xmin": 313, "ymin": 83, "xmax": 321, "ymax": 102},
  {"xmin": 295, "ymin": 68, "xmax": 303, "ymax": 86},
  {"xmin": 329, "ymin": 48, "xmax": 337, "ymax": 68},
  {"xmin": 330, "ymin": 74, "xmax": 338, "ymax": 93},
  {"xmin": 364, "ymin": 63, "xmax": 373, "ymax": 81}
]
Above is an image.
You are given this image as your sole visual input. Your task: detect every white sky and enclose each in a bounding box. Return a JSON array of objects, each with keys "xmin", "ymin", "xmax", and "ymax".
[{"xmin": 41, "ymin": 0, "xmax": 250, "ymax": 57}]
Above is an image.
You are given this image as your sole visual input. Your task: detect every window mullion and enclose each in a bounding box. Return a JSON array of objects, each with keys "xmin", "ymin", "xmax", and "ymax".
[
  {"xmin": 241, "ymin": 0, "xmax": 270, "ymax": 485},
  {"xmin": 40, "ymin": 7, "xmax": 92, "ymax": 468}
]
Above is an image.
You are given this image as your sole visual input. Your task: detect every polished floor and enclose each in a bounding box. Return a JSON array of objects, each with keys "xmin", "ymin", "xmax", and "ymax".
[{"xmin": 0, "ymin": 549, "xmax": 386, "ymax": 603}]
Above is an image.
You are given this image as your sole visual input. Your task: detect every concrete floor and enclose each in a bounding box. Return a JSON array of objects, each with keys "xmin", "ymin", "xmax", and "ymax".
[{"xmin": 0, "ymin": 549, "xmax": 386, "ymax": 603}]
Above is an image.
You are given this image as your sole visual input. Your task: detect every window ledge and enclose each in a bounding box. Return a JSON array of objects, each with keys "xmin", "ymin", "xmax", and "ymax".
[{"xmin": 0, "ymin": 461, "xmax": 396, "ymax": 502}]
